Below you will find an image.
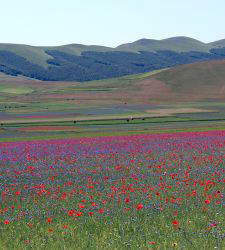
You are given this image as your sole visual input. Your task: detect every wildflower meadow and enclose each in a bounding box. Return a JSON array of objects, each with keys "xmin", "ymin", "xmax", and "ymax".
[{"xmin": 0, "ymin": 131, "xmax": 224, "ymax": 249}]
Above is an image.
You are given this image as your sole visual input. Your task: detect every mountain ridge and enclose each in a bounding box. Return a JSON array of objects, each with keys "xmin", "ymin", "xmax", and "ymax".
[{"xmin": 1, "ymin": 36, "xmax": 225, "ymax": 82}]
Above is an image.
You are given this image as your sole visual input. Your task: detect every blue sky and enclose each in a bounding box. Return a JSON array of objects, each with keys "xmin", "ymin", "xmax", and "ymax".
[{"xmin": 2, "ymin": 0, "xmax": 225, "ymax": 47}]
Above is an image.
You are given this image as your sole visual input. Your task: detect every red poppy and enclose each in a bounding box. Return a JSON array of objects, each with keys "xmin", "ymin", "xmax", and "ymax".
[
  {"xmin": 210, "ymin": 223, "xmax": 218, "ymax": 228},
  {"xmin": 78, "ymin": 204, "xmax": 85, "ymax": 209},
  {"xmin": 91, "ymin": 202, "xmax": 97, "ymax": 207},
  {"xmin": 4, "ymin": 220, "xmax": 10, "ymax": 225},
  {"xmin": 125, "ymin": 198, "xmax": 130, "ymax": 203},
  {"xmin": 172, "ymin": 220, "xmax": 179, "ymax": 227},
  {"xmin": 75, "ymin": 212, "xmax": 83, "ymax": 217},
  {"xmin": 68, "ymin": 209, "xmax": 75, "ymax": 216},
  {"xmin": 15, "ymin": 191, "xmax": 21, "ymax": 196},
  {"xmin": 98, "ymin": 208, "xmax": 104, "ymax": 214},
  {"xmin": 205, "ymin": 199, "xmax": 211, "ymax": 204},
  {"xmin": 148, "ymin": 241, "xmax": 156, "ymax": 245},
  {"xmin": 46, "ymin": 218, "xmax": 52, "ymax": 223},
  {"xmin": 136, "ymin": 203, "xmax": 144, "ymax": 210}
]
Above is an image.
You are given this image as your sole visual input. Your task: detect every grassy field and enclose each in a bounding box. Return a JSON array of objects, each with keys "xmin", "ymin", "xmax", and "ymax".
[
  {"xmin": 1, "ymin": 63, "xmax": 225, "ymax": 125},
  {"xmin": 0, "ymin": 85, "xmax": 33, "ymax": 95},
  {"xmin": 1, "ymin": 115, "xmax": 225, "ymax": 143},
  {"xmin": 0, "ymin": 69, "xmax": 225, "ymax": 146}
]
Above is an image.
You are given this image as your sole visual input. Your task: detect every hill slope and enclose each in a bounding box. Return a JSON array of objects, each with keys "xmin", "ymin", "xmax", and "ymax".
[
  {"xmin": 116, "ymin": 36, "xmax": 211, "ymax": 53},
  {"xmin": 1, "ymin": 37, "xmax": 225, "ymax": 81},
  {"xmin": 153, "ymin": 59, "xmax": 225, "ymax": 100},
  {"xmin": 209, "ymin": 39, "xmax": 225, "ymax": 48},
  {"xmin": 1, "ymin": 60, "xmax": 225, "ymax": 123}
]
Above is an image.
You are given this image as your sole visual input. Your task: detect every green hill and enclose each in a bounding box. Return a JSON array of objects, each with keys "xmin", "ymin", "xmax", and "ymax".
[
  {"xmin": 116, "ymin": 36, "xmax": 211, "ymax": 53},
  {"xmin": 1, "ymin": 37, "xmax": 225, "ymax": 81},
  {"xmin": 0, "ymin": 43, "xmax": 113, "ymax": 67},
  {"xmin": 209, "ymin": 39, "xmax": 225, "ymax": 48},
  {"xmin": 153, "ymin": 59, "xmax": 225, "ymax": 100},
  {"xmin": 0, "ymin": 44, "xmax": 51, "ymax": 67}
]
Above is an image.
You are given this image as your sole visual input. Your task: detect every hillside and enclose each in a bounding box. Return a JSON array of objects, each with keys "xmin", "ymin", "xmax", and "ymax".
[
  {"xmin": 116, "ymin": 36, "xmax": 211, "ymax": 53},
  {"xmin": 153, "ymin": 59, "xmax": 225, "ymax": 100},
  {"xmin": 1, "ymin": 59, "xmax": 225, "ymax": 103},
  {"xmin": 1, "ymin": 60, "xmax": 225, "ymax": 123},
  {"xmin": 209, "ymin": 39, "xmax": 225, "ymax": 48},
  {"xmin": 1, "ymin": 37, "xmax": 225, "ymax": 82}
]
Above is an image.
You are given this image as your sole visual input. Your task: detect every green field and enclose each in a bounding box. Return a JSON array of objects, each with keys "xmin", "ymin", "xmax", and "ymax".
[{"xmin": 0, "ymin": 64, "xmax": 225, "ymax": 142}]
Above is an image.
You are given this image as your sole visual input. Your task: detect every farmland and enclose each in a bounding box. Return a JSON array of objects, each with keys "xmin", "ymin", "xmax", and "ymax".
[
  {"xmin": 0, "ymin": 131, "xmax": 224, "ymax": 249},
  {"xmin": 1, "ymin": 64, "xmax": 225, "ymax": 143},
  {"xmin": 0, "ymin": 62, "xmax": 225, "ymax": 249}
]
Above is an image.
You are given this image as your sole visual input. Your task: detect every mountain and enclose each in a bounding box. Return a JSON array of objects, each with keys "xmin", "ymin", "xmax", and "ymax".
[
  {"xmin": 209, "ymin": 39, "xmax": 225, "ymax": 48},
  {"xmin": 0, "ymin": 43, "xmax": 113, "ymax": 67},
  {"xmin": 116, "ymin": 36, "xmax": 211, "ymax": 53},
  {"xmin": 1, "ymin": 37, "xmax": 225, "ymax": 82}
]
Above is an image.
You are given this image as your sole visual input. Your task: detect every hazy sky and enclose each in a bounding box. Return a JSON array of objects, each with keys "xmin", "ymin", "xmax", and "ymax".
[{"xmin": 1, "ymin": 0, "xmax": 225, "ymax": 47}]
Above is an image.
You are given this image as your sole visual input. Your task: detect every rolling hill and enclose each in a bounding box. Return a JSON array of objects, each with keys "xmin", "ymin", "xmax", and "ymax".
[
  {"xmin": 1, "ymin": 59, "xmax": 225, "ymax": 102},
  {"xmin": 1, "ymin": 37, "xmax": 225, "ymax": 82},
  {"xmin": 153, "ymin": 59, "xmax": 225, "ymax": 101},
  {"xmin": 116, "ymin": 36, "xmax": 211, "ymax": 53},
  {"xmin": 1, "ymin": 59, "xmax": 225, "ymax": 123},
  {"xmin": 209, "ymin": 39, "xmax": 225, "ymax": 48}
]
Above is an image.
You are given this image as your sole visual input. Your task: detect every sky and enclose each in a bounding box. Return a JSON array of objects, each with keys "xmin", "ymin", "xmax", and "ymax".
[{"xmin": 1, "ymin": 0, "xmax": 225, "ymax": 47}]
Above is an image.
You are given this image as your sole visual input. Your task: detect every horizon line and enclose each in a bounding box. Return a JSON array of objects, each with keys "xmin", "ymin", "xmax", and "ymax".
[{"xmin": 0, "ymin": 36, "xmax": 224, "ymax": 48}]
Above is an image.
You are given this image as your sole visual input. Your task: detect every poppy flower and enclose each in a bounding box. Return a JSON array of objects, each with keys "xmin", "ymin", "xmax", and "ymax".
[
  {"xmin": 204, "ymin": 199, "xmax": 211, "ymax": 204},
  {"xmin": 4, "ymin": 220, "xmax": 10, "ymax": 225},
  {"xmin": 15, "ymin": 191, "xmax": 21, "ymax": 196},
  {"xmin": 172, "ymin": 220, "xmax": 179, "ymax": 227},
  {"xmin": 136, "ymin": 203, "xmax": 144, "ymax": 210},
  {"xmin": 46, "ymin": 218, "xmax": 52, "ymax": 223},
  {"xmin": 125, "ymin": 198, "xmax": 130, "ymax": 203},
  {"xmin": 75, "ymin": 212, "xmax": 83, "ymax": 217},
  {"xmin": 148, "ymin": 241, "xmax": 156, "ymax": 245},
  {"xmin": 91, "ymin": 202, "xmax": 97, "ymax": 207},
  {"xmin": 98, "ymin": 209, "xmax": 104, "ymax": 214},
  {"xmin": 78, "ymin": 204, "xmax": 85, "ymax": 209},
  {"xmin": 68, "ymin": 209, "xmax": 75, "ymax": 216}
]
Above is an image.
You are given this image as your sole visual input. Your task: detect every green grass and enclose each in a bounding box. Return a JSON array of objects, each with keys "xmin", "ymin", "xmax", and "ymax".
[
  {"xmin": 82, "ymin": 69, "xmax": 166, "ymax": 88},
  {"xmin": 116, "ymin": 37, "xmax": 212, "ymax": 53},
  {"xmin": 1, "ymin": 211, "xmax": 224, "ymax": 249},
  {"xmin": 1, "ymin": 125, "xmax": 225, "ymax": 143},
  {"xmin": 0, "ymin": 44, "xmax": 51, "ymax": 67},
  {"xmin": 0, "ymin": 86, "xmax": 33, "ymax": 94},
  {"xmin": 155, "ymin": 59, "xmax": 225, "ymax": 92}
]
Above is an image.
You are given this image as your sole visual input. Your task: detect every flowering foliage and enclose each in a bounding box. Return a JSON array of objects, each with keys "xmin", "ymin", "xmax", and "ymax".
[{"xmin": 0, "ymin": 130, "xmax": 224, "ymax": 248}]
